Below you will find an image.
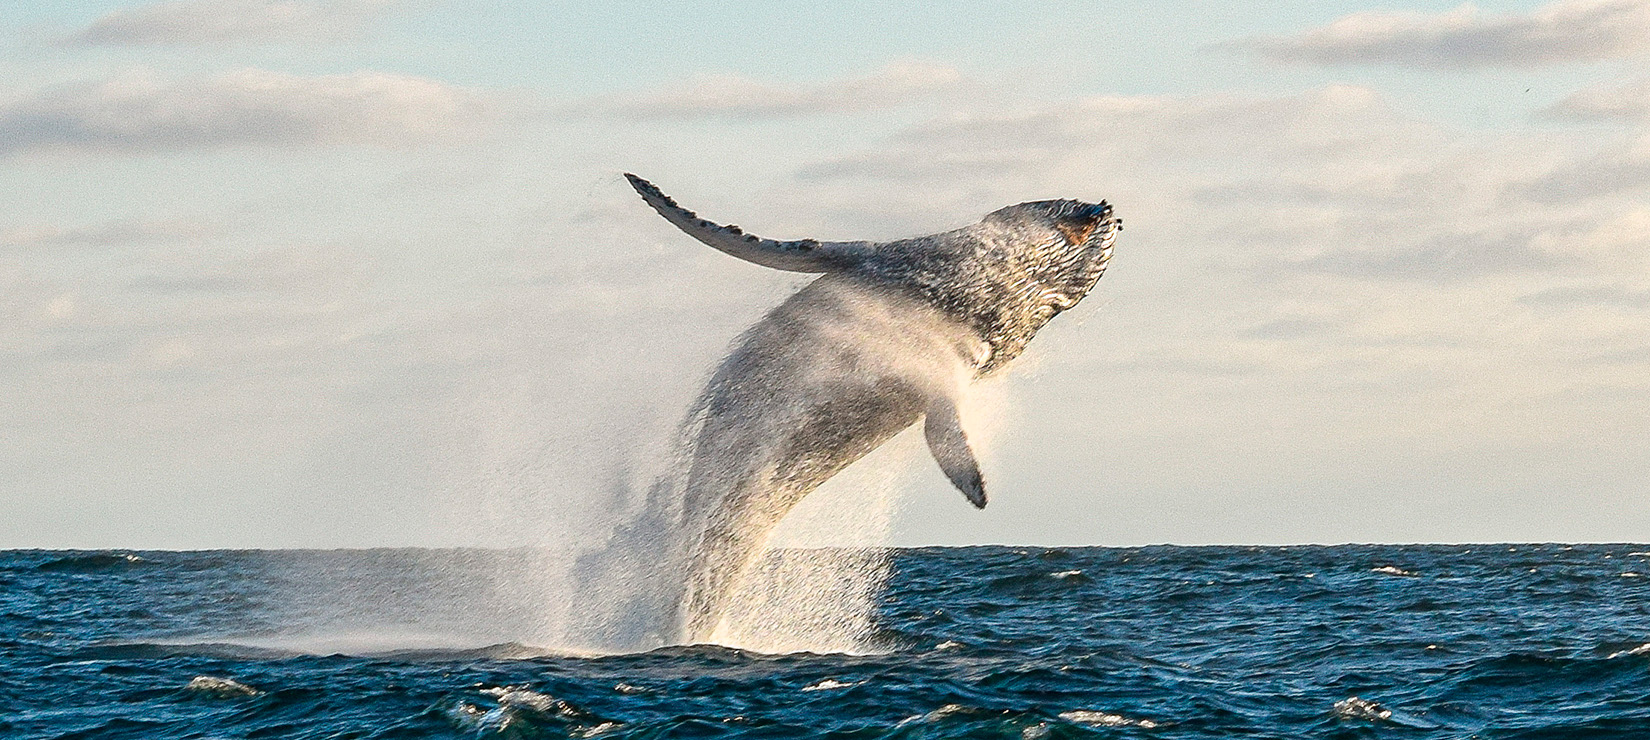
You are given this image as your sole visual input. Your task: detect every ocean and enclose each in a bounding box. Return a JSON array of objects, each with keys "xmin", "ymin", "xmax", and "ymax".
[{"xmin": 6, "ymin": 544, "xmax": 1650, "ymax": 738}]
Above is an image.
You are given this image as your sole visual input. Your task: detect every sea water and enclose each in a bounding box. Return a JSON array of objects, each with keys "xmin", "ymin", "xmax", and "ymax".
[{"xmin": 6, "ymin": 544, "xmax": 1650, "ymax": 738}]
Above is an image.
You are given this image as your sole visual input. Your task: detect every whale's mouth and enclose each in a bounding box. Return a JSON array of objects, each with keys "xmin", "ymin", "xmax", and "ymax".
[{"xmin": 1094, "ymin": 213, "xmax": 1120, "ymax": 252}]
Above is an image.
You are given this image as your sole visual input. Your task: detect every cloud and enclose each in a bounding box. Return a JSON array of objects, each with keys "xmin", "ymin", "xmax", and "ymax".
[
  {"xmin": 1519, "ymin": 283, "xmax": 1650, "ymax": 306},
  {"xmin": 592, "ymin": 60, "xmax": 964, "ymax": 119},
  {"xmin": 1511, "ymin": 135, "xmax": 1650, "ymax": 202},
  {"xmin": 130, "ymin": 245, "xmax": 360, "ymax": 294},
  {"xmin": 2, "ymin": 218, "xmax": 219, "ymax": 249},
  {"xmin": 65, "ymin": 0, "xmax": 393, "ymax": 46},
  {"xmin": 1543, "ymin": 77, "xmax": 1650, "ymax": 121},
  {"xmin": 0, "ymin": 68, "xmax": 495, "ymax": 155},
  {"xmin": 1280, "ymin": 229, "xmax": 1566, "ymax": 281},
  {"xmin": 1246, "ymin": 317, "xmax": 1344, "ymax": 340},
  {"xmin": 779, "ymin": 82, "xmax": 1647, "ymax": 305},
  {"xmin": 797, "ymin": 85, "xmax": 1425, "ymax": 183},
  {"xmin": 0, "ymin": 264, "xmax": 68, "ymax": 331},
  {"xmin": 9, "ymin": 65, "xmax": 1650, "ymax": 546},
  {"xmin": 1237, "ymin": 0, "xmax": 1650, "ymax": 67},
  {"xmin": 788, "ymin": 85, "xmax": 1452, "ymax": 230}
]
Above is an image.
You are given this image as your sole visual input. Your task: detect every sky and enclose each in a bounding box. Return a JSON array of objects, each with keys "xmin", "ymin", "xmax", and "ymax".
[{"xmin": 3, "ymin": 0, "xmax": 1649, "ymax": 549}]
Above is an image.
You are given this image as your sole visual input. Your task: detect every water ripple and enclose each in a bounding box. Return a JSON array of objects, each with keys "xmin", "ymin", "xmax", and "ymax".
[{"xmin": 7, "ymin": 545, "xmax": 1650, "ymax": 738}]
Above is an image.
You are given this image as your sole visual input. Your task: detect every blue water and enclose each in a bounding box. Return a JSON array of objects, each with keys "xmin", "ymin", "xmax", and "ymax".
[{"xmin": 7, "ymin": 544, "xmax": 1650, "ymax": 738}]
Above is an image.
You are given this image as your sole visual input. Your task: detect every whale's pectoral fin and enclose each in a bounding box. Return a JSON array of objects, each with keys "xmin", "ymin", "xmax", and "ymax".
[
  {"xmin": 924, "ymin": 397, "xmax": 987, "ymax": 509},
  {"xmin": 625, "ymin": 173, "xmax": 874, "ymax": 273}
]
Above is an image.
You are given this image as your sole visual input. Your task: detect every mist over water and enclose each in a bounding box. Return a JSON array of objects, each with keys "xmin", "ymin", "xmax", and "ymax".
[{"xmin": 233, "ymin": 276, "xmax": 986, "ymax": 657}]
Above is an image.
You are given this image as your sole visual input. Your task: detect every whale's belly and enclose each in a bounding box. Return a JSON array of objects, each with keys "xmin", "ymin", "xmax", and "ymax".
[
  {"xmin": 708, "ymin": 376, "xmax": 925, "ymax": 539},
  {"xmin": 672, "ymin": 278, "xmax": 974, "ymax": 638},
  {"xmin": 677, "ymin": 376, "xmax": 924, "ymax": 639}
]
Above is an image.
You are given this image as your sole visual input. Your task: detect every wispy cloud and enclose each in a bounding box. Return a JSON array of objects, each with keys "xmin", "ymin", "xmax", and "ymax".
[
  {"xmin": 65, "ymin": 0, "xmax": 394, "ymax": 46},
  {"xmin": 0, "ymin": 68, "xmax": 495, "ymax": 156},
  {"xmin": 2, "ymin": 217, "xmax": 219, "ymax": 249},
  {"xmin": 590, "ymin": 60, "xmax": 964, "ymax": 119},
  {"xmin": 1519, "ymin": 283, "xmax": 1650, "ymax": 306},
  {"xmin": 1279, "ymin": 229, "xmax": 1566, "ymax": 281},
  {"xmin": 1511, "ymin": 136, "xmax": 1650, "ymax": 202},
  {"xmin": 781, "ymin": 82, "xmax": 1647, "ymax": 302},
  {"xmin": 130, "ymin": 245, "xmax": 360, "ymax": 294},
  {"xmin": 1543, "ymin": 77, "xmax": 1650, "ymax": 121},
  {"xmin": 1236, "ymin": 0, "xmax": 1650, "ymax": 67},
  {"xmin": 799, "ymin": 85, "xmax": 1423, "ymax": 181}
]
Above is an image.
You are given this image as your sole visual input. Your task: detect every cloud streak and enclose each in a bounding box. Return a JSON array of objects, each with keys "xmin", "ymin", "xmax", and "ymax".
[
  {"xmin": 65, "ymin": 0, "xmax": 394, "ymax": 46},
  {"xmin": 0, "ymin": 68, "xmax": 495, "ymax": 156},
  {"xmin": 1543, "ymin": 77, "xmax": 1650, "ymax": 121},
  {"xmin": 130, "ymin": 245, "xmax": 360, "ymax": 295},
  {"xmin": 1520, "ymin": 283, "xmax": 1650, "ymax": 307},
  {"xmin": 591, "ymin": 60, "xmax": 964, "ymax": 119},
  {"xmin": 780, "ymin": 81, "xmax": 1646, "ymax": 302},
  {"xmin": 1511, "ymin": 135, "xmax": 1650, "ymax": 203},
  {"xmin": 2, "ymin": 218, "xmax": 219, "ymax": 249},
  {"xmin": 1237, "ymin": 0, "xmax": 1650, "ymax": 67}
]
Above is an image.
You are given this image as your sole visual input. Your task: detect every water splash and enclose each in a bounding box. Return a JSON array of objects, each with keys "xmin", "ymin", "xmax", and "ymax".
[
  {"xmin": 565, "ymin": 280, "xmax": 982, "ymax": 654},
  {"xmin": 707, "ymin": 547, "xmax": 891, "ymax": 654}
]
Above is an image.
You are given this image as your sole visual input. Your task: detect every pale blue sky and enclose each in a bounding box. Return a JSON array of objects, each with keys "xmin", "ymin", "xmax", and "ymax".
[{"xmin": 4, "ymin": 0, "xmax": 1649, "ymax": 548}]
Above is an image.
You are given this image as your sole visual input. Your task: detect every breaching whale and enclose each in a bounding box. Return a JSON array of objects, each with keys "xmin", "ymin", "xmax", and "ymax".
[{"xmin": 582, "ymin": 174, "xmax": 1119, "ymax": 647}]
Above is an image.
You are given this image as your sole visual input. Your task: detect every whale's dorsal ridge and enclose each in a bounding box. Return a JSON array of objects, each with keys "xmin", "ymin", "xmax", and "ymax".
[{"xmin": 625, "ymin": 173, "xmax": 874, "ymax": 273}]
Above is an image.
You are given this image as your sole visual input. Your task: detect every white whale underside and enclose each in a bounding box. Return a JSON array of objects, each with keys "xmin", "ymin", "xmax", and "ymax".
[{"xmin": 671, "ymin": 277, "xmax": 984, "ymax": 641}]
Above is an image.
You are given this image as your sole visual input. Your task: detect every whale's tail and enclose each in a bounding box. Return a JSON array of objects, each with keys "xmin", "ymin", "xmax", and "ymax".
[{"xmin": 625, "ymin": 174, "xmax": 875, "ymax": 273}]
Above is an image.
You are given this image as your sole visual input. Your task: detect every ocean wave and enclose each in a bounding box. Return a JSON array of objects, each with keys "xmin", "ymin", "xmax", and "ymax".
[
  {"xmin": 184, "ymin": 675, "xmax": 263, "ymax": 698},
  {"xmin": 1057, "ymin": 709, "xmax": 1159, "ymax": 728},
  {"xmin": 440, "ymin": 684, "xmax": 618, "ymax": 737},
  {"xmin": 69, "ymin": 641, "xmax": 303, "ymax": 661},
  {"xmin": 35, "ymin": 552, "xmax": 148, "ymax": 573},
  {"xmin": 1333, "ymin": 696, "xmax": 1392, "ymax": 722},
  {"xmin": 801, "ymin": 678, "xmax": 858, "ymax": 691},
  {"xmin": 11, "ymin": 544, "xmax": 1650, "ymax": 738}
]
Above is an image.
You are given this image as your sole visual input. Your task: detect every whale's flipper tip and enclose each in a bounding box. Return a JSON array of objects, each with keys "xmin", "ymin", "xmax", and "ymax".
[
  {"xmin": 925, "ymin": 398, "xmax": 988, "ymax": 510},
  {"xmin": 953, "ymin": 460, "xmax": 988, "ymax": 510}
]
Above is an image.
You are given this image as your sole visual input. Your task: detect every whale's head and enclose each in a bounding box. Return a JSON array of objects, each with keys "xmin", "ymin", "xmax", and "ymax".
[
  {"xmin": 977, "ymin": 198, "xmax": 1120, "ymax": 313},
  {"xmin": 899, "ymin": 197, "xmax": 1118, "ymax": 371}
]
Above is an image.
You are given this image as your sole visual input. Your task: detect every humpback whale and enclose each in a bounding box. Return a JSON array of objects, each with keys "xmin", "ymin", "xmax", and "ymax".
[{"xmin": 580, "ymin": 175, "xmax": 1119, "ymax": 647}]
